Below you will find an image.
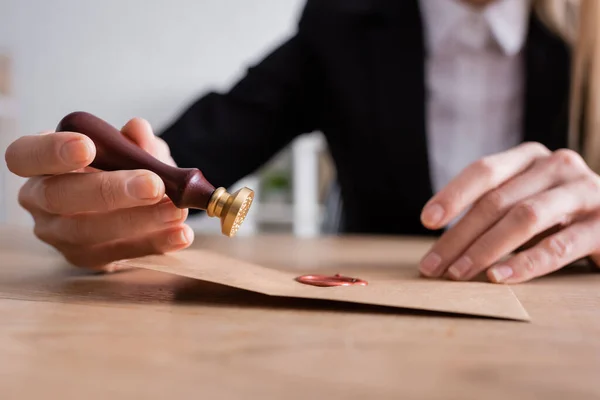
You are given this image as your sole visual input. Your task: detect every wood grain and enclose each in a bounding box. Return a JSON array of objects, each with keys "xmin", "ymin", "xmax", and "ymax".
[{"xmin": 0, "ymin": 227, "xmax": 599, "ymax": 400}]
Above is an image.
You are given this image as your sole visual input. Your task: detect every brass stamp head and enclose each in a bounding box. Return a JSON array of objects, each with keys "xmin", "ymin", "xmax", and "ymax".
[{"xmin": 206, "ymin": 187, "xmax": 254, "ymax": 237}]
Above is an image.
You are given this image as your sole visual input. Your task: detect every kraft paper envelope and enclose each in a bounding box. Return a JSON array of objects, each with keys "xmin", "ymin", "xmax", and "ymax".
[{"xmin": 115, "ymin": 249, "xmax": 530, "ymax": 321}]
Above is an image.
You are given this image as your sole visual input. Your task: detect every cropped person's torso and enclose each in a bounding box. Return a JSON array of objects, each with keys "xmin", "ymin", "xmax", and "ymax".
[
  {"xmin": 160, "ymin": 0, "xmax": 572, "ymax": 236},
  {"xmin": 302, "ymin": 0, "xmax": 570, "ymax": 235},
  {"xmin": 420, "ymin": 0, "xmax": 530, "ymax": 195}
]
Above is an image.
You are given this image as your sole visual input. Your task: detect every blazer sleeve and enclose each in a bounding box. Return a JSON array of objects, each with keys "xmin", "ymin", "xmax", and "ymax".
[{"xmin": 158, "ymin": 12, "xmax": 321, "ymax": 191}]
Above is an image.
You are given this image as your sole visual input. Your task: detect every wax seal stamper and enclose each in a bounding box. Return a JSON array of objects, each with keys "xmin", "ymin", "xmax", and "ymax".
[
  {"xmin": 295, "ymin": 274, "xmax": 368, "ymax": 287},
  {"xmin": 56, "ymin": 111, "xmax": 254, "ymax": 237}
]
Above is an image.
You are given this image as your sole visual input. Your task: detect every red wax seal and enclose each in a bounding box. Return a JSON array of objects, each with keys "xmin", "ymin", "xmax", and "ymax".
[{"xmin": 295, "ymin": 273, "xmax": 368, "ymax": 287}]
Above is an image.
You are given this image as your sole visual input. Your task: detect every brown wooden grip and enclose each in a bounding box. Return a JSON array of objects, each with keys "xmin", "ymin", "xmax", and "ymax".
[{"xmin": 56, "ymin": 111, "xmax": 215, "ymax": 209}]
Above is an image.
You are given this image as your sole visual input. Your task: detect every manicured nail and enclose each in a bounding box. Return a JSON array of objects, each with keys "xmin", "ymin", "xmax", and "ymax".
[
  {"xmin": 60, "ymin": 138, "xmax": 94, "ymax": 166},
  {"xmin": 489, "ymin": 265, "xmax": 513, "ymax": 283},
  {"xmin": 127, "ymin": 174, "xmax": 161, "ymax": 200},
  {"xmin": 448, "ymin": 256, "xmax": 473, "ymax": 279},
  {"xmin": 169, "ymin": 228, "xmax": 190, "ymax": 246},
  {"xmin": 159, "ymin": 202, "xmax": 183, "ymax": 223},
  {"xmin": 422, "ymin": 203, "xmax": 445, "ymax": 226},
  {"xmin": 420, "ymin": 252, "xmax": 442, "ymax": 276}
]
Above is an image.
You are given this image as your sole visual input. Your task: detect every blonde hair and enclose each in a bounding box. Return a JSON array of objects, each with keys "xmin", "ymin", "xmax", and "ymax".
[{"xmin": 534, "ymin": 0, "xmax": 600, "ymax": 172}]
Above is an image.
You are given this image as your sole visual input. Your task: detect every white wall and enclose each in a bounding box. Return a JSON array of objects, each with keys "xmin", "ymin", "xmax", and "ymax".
[{"xmin": 0, "ymin": 0, "xmax": 305, "ymax": 226}]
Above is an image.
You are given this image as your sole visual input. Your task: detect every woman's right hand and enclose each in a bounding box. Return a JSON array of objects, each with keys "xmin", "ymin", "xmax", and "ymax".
[{"xmin": 4, "ymin": 117, "xmax": 194, "ymax": 272}]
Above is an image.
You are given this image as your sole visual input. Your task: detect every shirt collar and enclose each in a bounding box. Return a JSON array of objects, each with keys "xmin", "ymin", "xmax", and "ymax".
[{"xmin": 420, "ymin": 0, "xmax": 531, "ymax": 56}]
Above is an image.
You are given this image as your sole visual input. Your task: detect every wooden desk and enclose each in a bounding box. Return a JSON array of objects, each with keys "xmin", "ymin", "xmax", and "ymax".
[{"xmin": 0, "ymin": 227, "xmax": 599, "ymax": 400}]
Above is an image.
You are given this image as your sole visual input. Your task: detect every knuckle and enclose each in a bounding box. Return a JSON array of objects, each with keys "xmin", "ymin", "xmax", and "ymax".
[
  {"xmin": 18, "ymin": 181, "xmax": 35, "ymax": 210},
  {"xmin": 513, "ymin": 201, "xmax": 541, "ymax": 226},
  {"xmin": 521, "ymin": 141, "xmax": 550, "ymax": 156},
  {"xmin": 98, "ymin": 174, "xmax": 119, "ymax": 209},
  {"xmin": 156, "ymin": 137, "xmax": 171, "ymax": 155},
  {"xmin": 478, "ymin": 190, "xmax": 507, "ymax": 217},
  {"xmin": 552, "ymin": 149, "xmax": 586, "ymax": 169},
  {"xmin": 471, "ymin": 157, "xmax": 496, "ymax": 180},
  {"xmin": 32, "ymin": 216, "xmax": 64, "ymax": 247},
  {"xmin": 38, "ymin": 178, "xmax": 63, "ymax": 213},
  {"xmin": 520, "ymin": 251, "xmax": 538, "ymax": 273},
  {"xmin": 547, "ymin": 235, "xmax": 573, "ymax": 260},
  {"xmin": 582, "ymin": 176, "xmax": 600, "ymax": 195},
  {"xmin": 33, "ymin": 224, "xmax": 53, "ymax": 244},
  {"xmin": 32, "ymin": 222, "xmax": 64, "ymax": 249}
]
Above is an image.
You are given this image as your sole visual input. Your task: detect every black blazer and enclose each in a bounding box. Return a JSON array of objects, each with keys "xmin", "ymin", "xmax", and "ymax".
[{"xmin": 160, "ymin": 0, "xmax": 571, "ymax": 236}]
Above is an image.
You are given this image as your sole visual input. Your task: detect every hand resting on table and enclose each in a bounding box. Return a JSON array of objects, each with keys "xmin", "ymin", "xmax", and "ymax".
[{"xmin": 419, "ymin": 142, "xmax": 600, "ymax": 284}]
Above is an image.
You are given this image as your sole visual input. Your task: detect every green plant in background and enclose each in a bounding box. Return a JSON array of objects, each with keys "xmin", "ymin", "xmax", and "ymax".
[
  {"xmin": 262, "ymin": 170, "xmax": 291, "ymax": 202},
  {"xmin": 265, "ymin": 173, "xmax": 289, "ymax": 189}
]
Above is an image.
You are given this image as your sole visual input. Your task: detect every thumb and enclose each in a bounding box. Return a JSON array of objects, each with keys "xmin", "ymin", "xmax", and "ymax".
[{"xmin": 121, "ymin": 117, "xmax": 157, "ymax": 155}]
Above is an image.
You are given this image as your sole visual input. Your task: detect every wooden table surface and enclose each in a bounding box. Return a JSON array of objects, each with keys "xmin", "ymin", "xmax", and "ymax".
[{"xmin": 0, "ymin": 227, "xmax": 599, "ymax": 400}]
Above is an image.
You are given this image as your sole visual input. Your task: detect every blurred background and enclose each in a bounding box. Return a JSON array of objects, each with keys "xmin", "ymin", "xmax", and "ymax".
[{"xmin": 0, "ymin": 0, "xmax": 335, "ymax": 237}]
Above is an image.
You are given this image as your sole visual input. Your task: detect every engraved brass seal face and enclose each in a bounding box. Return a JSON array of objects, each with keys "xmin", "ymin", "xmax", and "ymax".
[{"xmin": 207, "ymin": 187, "xmax": 255, "ymax": 237}]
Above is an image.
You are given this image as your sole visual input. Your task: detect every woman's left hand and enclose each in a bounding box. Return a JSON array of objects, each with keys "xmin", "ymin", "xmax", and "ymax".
[{"xmin": 418, "ymin": 142, "xmax": 600, "ymax": 284}]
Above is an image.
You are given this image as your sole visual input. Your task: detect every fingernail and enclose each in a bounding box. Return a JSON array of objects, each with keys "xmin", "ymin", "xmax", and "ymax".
[
  {"xmin": 489, "ymin": 265, "xmax": 513, "ymax": 283},
  {"xmin": 159, "ymin": 202, "xmax": 183, "ymax": 223},
  {"xmin": 103, "ymin": 263, "xmax": 129, "ymax": 273},
  {"xmin": 420, "ymin": 252, "xmax": 442, "ymax": 276},
  {"xmin": 60, "ymin": 139, "xmax": 94, "ymax": 166},
  {"xmin": 127, "ymin": 174, "xmax": 161, "ymax": 200},
  {"xmin": 448, "ymin": 256, "xmax": 473, "ymax": 279},
  {"xmin": 422, "ymin": 203, "xmax": 445, "ymax": 226},
  {"xmin": 169, "ymin": 228, "xmax": 190, "ymax": 246}
]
